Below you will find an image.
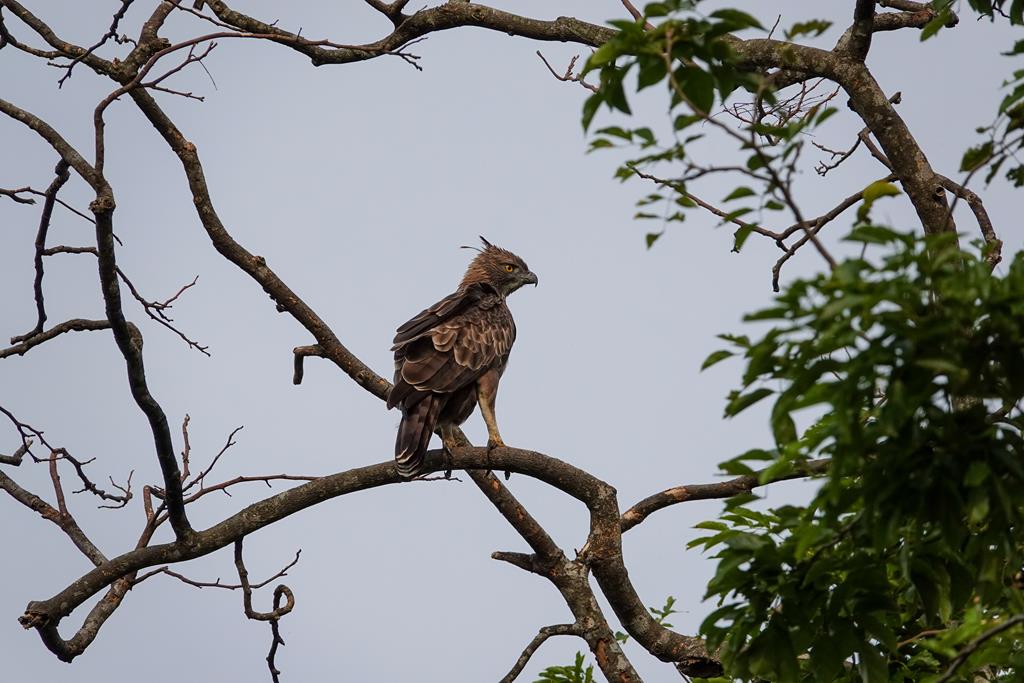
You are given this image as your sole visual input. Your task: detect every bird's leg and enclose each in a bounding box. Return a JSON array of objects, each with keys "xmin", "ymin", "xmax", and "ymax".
[
  {"xmin": 439, "ymin": 424, "xmax": 457, "ymax": 479},
  {"xmin": 477, "ymin": 370, "xmax": 511, "ymax": 479}
]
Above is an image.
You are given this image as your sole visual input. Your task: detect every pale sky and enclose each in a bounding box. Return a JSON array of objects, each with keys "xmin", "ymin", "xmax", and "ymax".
[{"xmin": 1, "ymin": 2, "xmax": 1020, "ymax": 682}]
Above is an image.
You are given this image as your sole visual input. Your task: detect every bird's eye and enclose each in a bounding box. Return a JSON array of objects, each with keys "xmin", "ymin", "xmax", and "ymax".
[{"xmin": 504, "ymin": 264, "xmax": 516, "ymax": 272}]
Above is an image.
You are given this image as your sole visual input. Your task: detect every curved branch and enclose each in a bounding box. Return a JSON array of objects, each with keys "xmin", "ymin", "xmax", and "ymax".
[
  {"xmin": 201, "ymin": 0, "xmax": 615, "ymax": 67},
  {"xmin": 621, "ymin": 458, "xmax": 831, "ymax": 532},
  {"xmin": 9, "ymin": 159, "xmax": 70, "ymax": 343},
  {"xmin": 500, "ymin": 623, "xmax": 582, "ymax": 683},
  {"xmin": 21, "ymin": 447, "xmax": 715, "ymax": 675},
  {"xmin": 1, "ymin": 319, "xmax": 111, "ymax": 359}
]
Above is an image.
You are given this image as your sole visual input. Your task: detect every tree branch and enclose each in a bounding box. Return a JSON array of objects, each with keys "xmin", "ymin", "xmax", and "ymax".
[
  {"xmin": 1, "ymin": 319, "xmax": 112, "ymax": 359},
  {"xmin": 621, "ymin": 459, "xmax": 832, "ymax": 532},
  {"xmin": 500, "ymin": 623, "xmax": 582, "ymax": 683}
]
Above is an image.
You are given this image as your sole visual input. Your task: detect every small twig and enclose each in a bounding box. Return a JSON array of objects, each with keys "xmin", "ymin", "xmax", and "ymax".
[
  {"xmin": 234, "ymin": 538, "xmax": 296, "ymax": 683},
  {"xmin": 145, "ymin": 549, "xmax": 301, "ymax": 591},
  {"xmin": 938, "ymin": 175, "xmax": 1001, "ymax": 269},
  {"xmin": 116, "ymin": 270, "xmax": 209, "ymax": 355},
  {"xmin": 48, "ymin": 451, "xmax": 68, "ymax": 517},
  {"xmin": 57, "ymin": 0, "xmax": 135, "ymax": 87},
  {"xmin": 620, "ymin": 458, "xmax": 832, "ymax": 532},
  {"xmin": 180, "ymin": 414, "xmax": 192, "ymax": 482},
  {"xmin": 813, "ymin": 91, "xmax": 901, "ymax": 175},
  {"xmin": 266, "ymin": 588, "xmax": 289, "ymax": 683},
  {"xmin": 182, "ymin": 425, "xmax": 244, "ymax": 493},
  {"xmin": 536, "ymin": 51, "xmax": 598, "ymax": 93},
  {"xmin": 0, "ymin": 186, "xmax": 37, "ymax": 204},
  {"xmin": 771, "ymin": 173, "xmax": 897, "ymax": 291},
  {"xmin": 181, "ymin": 473, "xmax": 320, "ymax": 504},
  {"xmin": 53, "ymin": 448, "xmax": 133, "ymax": 508},
  {"xmin": 235, "ymin": 539, "xmax": 297, "ymax": 621},
  {"xmin": 629, "ymin": 166, "xmax": 787, "ymax": 249}
]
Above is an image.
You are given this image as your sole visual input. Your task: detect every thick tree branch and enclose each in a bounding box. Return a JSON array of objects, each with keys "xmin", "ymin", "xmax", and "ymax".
[
  {"xmin": 20, "ymin": 447, "xmax": 720, "ymax": 675},
  {"xmin": 847, "ymin": 0, "xmax": 877, "ymax": 60},
  {"xmin": 202, "ymin": 0, "xmax": 615, "ymax": 67}
]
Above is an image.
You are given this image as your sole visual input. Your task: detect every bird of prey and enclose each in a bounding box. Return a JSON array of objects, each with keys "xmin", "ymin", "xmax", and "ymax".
[{"xmin": 387, "ymin": 238, "xmax": 538, "ymax": 479}]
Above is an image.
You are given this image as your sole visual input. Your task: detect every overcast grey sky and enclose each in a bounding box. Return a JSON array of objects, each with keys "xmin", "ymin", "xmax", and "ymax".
[{"xmin": 1, "ymin": 2, "xmax": 1021, "ymax": 682}]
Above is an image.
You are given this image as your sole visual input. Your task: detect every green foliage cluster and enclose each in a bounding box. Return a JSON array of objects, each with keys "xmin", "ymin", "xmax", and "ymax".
[
  {"xmin": 581, "ymin": 0, "xmax": 836, "ymax": 253},
  {"xmin": 541, "ymin": 2, "xmax": 1024, "ymax": 681},
  {"xmin": 535, "ymin": 652, "xmax": 596, "ymax": 683},
  {"xmin": 933, "ymin": 1, "xmax": 1024, "ymax": 188},
  {"xmin": 699, "ymin": 229, "xmax": 1024, "ymax": 681}
]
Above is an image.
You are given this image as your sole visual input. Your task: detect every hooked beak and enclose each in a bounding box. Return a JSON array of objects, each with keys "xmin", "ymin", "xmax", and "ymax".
[{"xmin": 523, "ymin": 271, "xmax": 538, "ymax": 287}]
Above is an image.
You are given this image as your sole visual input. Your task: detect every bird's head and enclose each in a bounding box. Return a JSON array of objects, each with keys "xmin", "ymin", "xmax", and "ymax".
[{"xmin": 460, "ymin": 237, "xmax": 538, "ymax": 296}]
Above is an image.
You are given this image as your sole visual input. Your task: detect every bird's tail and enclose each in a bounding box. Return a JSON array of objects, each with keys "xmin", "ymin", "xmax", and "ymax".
[{"xmin": 395, "ymin": 395, "xmax": 442, "ymax": 479}]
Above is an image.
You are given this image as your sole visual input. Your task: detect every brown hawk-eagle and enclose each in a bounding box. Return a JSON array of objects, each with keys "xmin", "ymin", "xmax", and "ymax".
[{"xmin": 387, "ymin": 238, "xmax": 538, "ymax": 479}]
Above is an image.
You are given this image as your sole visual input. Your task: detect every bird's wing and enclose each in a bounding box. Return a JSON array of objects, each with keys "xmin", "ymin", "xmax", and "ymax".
[{"xmin": 388, "ymin": 284, "xmax": 515, "ymax": 409}]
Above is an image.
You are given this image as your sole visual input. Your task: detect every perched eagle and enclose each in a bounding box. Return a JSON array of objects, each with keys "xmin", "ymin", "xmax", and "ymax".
[{"xmin": 387, "ymin": 238, "xmax": 538, "ymax": 479}]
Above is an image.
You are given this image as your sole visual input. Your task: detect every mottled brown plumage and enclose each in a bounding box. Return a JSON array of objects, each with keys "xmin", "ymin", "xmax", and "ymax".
[{"xmin": 388, "ymin": 238, "xmax": 537, "ymax": 478}]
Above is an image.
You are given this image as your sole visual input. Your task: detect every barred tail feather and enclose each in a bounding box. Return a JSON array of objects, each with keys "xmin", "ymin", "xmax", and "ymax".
[{"xmin": 395, "ymin": 394, "xmax": 442, "ymax": 479}]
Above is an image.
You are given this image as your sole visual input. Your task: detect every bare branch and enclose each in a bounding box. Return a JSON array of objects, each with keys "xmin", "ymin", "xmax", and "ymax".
[
  {"xmin": 536, "ymin": 51, "xmax": 598, "ymax": 93},
  {"xmin": 629, "ymin": 167, "xmax": 786, "ymax": 249},
  {"xmin": 0, "ymin": 186, "xmax": 37, "ymax": 204},
  {"xmin": 772, "ymin": 174, "xmax": 897, "ymax": 291},
  {"xmin": 0, "ymin": 441, "xmax": 31, "ymax": 466},
  {"xmin": 292, "ymin": 344, "xmax": 323, "ymax": 385},
  {"xmin": 1, "ymin": 319, "xmax": 111, "ymax": 359},
  {"xmin": 500, "ymin": 623, "xmax": 582, "ymax": 683},
  {"xmin": 938, "ymin": 175, "xmax": 1002, "ymax": 269},
  {"xmin": 116, "ymin": 271, "xmax": 209, "ymax": 355},
  {"xmin": 148, "ymin": 549, "xmax": 301, "ymax": 591},
  {"xmin": 621, "ymin": 459, "xmax": 832, "ymax": 533},
  {"xmin": 233, "ymin": 538, "xmax": 295, "ymax": 683},
  {"xmin": 10, "ymin": 159, "xmax": 72, "ymax": 343},
  {"xmin": 56, "ymin": 0, "xmax": 135, "ymax": 87}
]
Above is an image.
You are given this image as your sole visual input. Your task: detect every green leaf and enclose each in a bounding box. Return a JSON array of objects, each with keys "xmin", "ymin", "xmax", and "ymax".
[
  {"xmin": 857, "ymin": 180, "xmax": 901, "ymax": 222},
  {"xmin": 725, "ymin": 388, "xmax": 774, "ymax": 416},
  {"xmin": 677, "ymin": 66, "xmax": 716, "ymax": 114},
  {"xmin": 862, "ymin": 180, "xmax": 901, "ymax": 203},
  {"xmin": 581, "ymin": 93, "xmax": 602, "ymax": 131},
  {"xmin": 709, "ymin": 9, "xmax": 764, "ymax": 30},
  {"xmin": 723, "ymin": 186, "xmax": 755, "ymax": 201},
  {"xmin": 732, "ymin": 224, "xmax": 753, "ymax": 253},
  {"xmin": 645, "ymin": 231, "xmax": 664, "ymax": 249},
  {"xmin": 785, "ymin": 19, "xmax": 833, "ymax": 40},
  {"xmin": 960, "ymin": 141, "xmax": 994, "ymax": 172},
  {"xmin": 920, "ymin": 8, "xmax": 953, "ymax": 40},
  {"xmin": 702, "ymin": 349, "xmax": 734, "ymax": 371},
  {"xmin": 589, "ymin": 42, "xmax": 619, "ymax": 67},
  {"xmin": 857, "ymin": 643, "xmax": 888, "ymax": 683}
]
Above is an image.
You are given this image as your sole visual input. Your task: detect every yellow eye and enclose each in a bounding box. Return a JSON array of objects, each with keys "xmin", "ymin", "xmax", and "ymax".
[{"xmin": 505, "ymin": 264, "xmax": 516, "ymax": 272}]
